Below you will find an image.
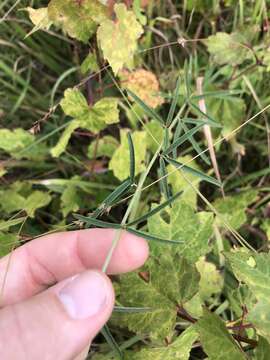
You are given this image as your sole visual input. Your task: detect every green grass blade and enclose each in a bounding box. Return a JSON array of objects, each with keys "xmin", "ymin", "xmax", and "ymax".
[
  {"xmin": 166, "ymin": 75, "xmax": 181, "ymax": 126},
  {"xmin": 165, "ymin": 156, "xmax": 221, "ymax": 187},
  {"xmin": 127, "ymin": 132, "xmax": 135, "ymax": 182},
  {"xmin": 126, "ymin": 190, "xmax": 182, "ymax": 227},
  {"xmin": 126, "ymin": 89, "xmax": 164, "ymax": 125},
  {"xmin": 163, "ymin": 124, "xmax": 204, "ymax": 155},
  {"xmin": 73, "ymin": 214, "xmax": 121, "ymax": 229},
  {"xmin": 101, "ymin": 324, "xmax": 123, "ymax": 359},
  {"xmin": 126, "ymin": 227, "xmax": 183, "ymax": 245}
]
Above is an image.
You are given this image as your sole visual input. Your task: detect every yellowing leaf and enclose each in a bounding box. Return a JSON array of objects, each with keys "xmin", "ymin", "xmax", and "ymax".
[
  {"xmin": 131, "ymin": 326, "xmax": 198, "ymax": 360},
  {"xmin": 80, "ymin": 53, "xmax": 99, "ymax": 74},
  {"xmin": 48, "ymin": 0, "xmax": 108, "ymax": 43},
  {"xmin": 109, "ymin": 130, "xmax": 146, "ymax": 181},
  {"xmin": 114, "ymin": 255, "xmax": 199, "ymax": 341},
  {"xmin": 206, "ymin": 94, "xmax": 246, "ymax": 138},
  {"xmin": 51, "ymin": 89, "xmax": 119, "ymax": 157},
  {"xmin": 167, "ymin": 155, "xmax": 201, "ymax": 208},
  {"xmin": 205, "ymin": 32, "xmax": 250, "ymax": 66},
  {"xmin": 26, "ymin": 7, "xmax": 52, "ymax": 36},
  {"xmin": 120, "ymin": 69, "xmax": 164, "ymax": 108},
  {"xmin": 196, "ymin": 309, "xmax": 245, "ymax": 360},
  {"xmin": 0, "ymin": 128, "xmax": 47, "ymax": 160},
  {"xmin": 196, "ymin": 257, "xmax": 223, "ymax": 301},
  {"xmin": 97, "ymin": 3, "xmax": 143, "ymax": 74},
  {"xmin": 24, "ymin": 191, "xmax": 52, "ymax": 217},
  {"xmin": 60, "ymin": 88, "xmax": 88, "ymax": 117},
  {"xmin": 148, "ymin": 200, "xmax": 214, "ymax": 262},
  {"xmin": 87, "ymin": 135, "xmax": 119, "ymax": 159},
  {"xmin": 213, "ymin": 190, "xmax": 257, "ymax": 230},
  {"xmin": 0, "ymin": 232, "xmax": 19, "ymax": 258}
]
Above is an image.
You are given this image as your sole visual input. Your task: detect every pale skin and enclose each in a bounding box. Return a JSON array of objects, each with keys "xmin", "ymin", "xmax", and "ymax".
[{"xmin": 0, "ymin": 229, "xmax": 149, "ymax": 359}]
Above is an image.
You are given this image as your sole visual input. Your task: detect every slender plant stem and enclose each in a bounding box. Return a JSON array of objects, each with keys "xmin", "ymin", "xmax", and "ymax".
[{"xmin": 102, "ymin": 144, "xmax": 162, "ymax": 273}]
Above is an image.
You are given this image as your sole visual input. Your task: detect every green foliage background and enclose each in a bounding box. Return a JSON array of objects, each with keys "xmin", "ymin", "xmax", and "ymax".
[{"xmin": 1, "ymin": 0, "xmax": 270, "ymax": 358}]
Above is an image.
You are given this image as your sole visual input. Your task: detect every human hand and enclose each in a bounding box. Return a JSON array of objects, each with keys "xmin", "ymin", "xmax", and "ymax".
[{"xmin": 0, "ymin": 229, "xmax": 148, "ymax": 359}]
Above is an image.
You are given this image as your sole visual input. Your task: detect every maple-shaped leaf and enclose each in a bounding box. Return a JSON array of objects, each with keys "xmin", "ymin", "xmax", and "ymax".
[
  {"xmin": 119, "ymin": 68, "xmax": 164, "ymax": 108},
  {"xmin": 48, "ymin": 0, "xmax": 108, "ymax": 43},
  {"xmin": 51, "ymin": 88, "xmax": 119, "ymax": 157},
  {"xmin": 130, "ymin": 326, "xmax": 198, "ymax": 360},
  {"xmin": 205, "ymin": 32, "xmax": 251, "ymax": 66},
  {"xmin": 0, "ymin": 128, "xmax": 47, "ymax": 160},
  {"xmin": 213, "ymin": 190, "xmax": 258, "ymax": 230},
  {"xmin": 147, "ymin": 200, "xmax": 214, "ymax": 262},
  {"xmin": 25, "ymin": 7, "xmax": 52, "ymax": 36},
  {"xmin": 167, "ymin": 155, "xmax": 202, "ymax": 208},
  {"xmin": 113, "ymin": 254, "xmax": 199, "ymax": 341},
  {"xmin": 97, "ymin": 3, "xmax": 143, "ymax": 74},
  {"xmin": 87, "ymin": 135, "xmax": 119, "ymax": 159},
  {"xmin": 225, "ymin": 250, "xmax": 270, "ymax": 342},
  {"xmin": 206, "ymin": 93, "xmax": 246, "ymax": 138},
  {"xmin": 109, "ymin": 129, "xmax": 146, "ymax": 181},
  {"xmin": 196, "ymin": 309, "xmax": 245, "ymax": 360}
]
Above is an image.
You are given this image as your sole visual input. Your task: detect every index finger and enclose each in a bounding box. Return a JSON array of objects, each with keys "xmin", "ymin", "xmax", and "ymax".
[{"xmin": 0, "ymin": 229, "xmax": 148, "ymax": 306}]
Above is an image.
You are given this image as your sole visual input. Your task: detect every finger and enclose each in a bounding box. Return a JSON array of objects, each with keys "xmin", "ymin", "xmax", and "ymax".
[
  {"xmin": 0, "ymin": 229, "xmax": 148, "ymax": 305},
  {"xmin": 0, "ymin": 270, "xmax": 114, "ymax": 360}
]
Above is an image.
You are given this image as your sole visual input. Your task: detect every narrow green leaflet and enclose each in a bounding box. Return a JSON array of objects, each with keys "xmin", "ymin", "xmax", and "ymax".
[
  {"xmin": 109, "ymin": 130, "xmax": 146, "ymax": 181},
  {"xmin": 131, "ymin": 326, "xmax": 198, "ymax": 360},
  {"xmin": 51, "ymin": 88, "xmax": 119, "ymax": 157},
  {"xmin": 147, "ymin": 199, "xmax": 214, "ymax": 262},
  {"xmin": 26, "ymin": 7, "xmax": 52, "ymax": 36},
  {"xmin": 114, "ymin": 254, "xmax": 199, "ymax": 341},
  {"xmin": 166, "ymin": 156, "xmax": 221, "ymax": 187},
  {"xmin": 213, "ymin": 190, "xmax": 258, "ymax": 230},
  {"xmin": 48, "ymin": 0, "xmax": 108, "ymax": 43},
  {"xmin": 97, "ymin": 4, "xmax": 143, "ymax": 74},
  {"xmin": 205, "ymin": 32, "xmax": 250, "ymax": 66},
  {"xmin": 167, "ymin": 155, "xmax": 201, "ymax": 208},
  {"xmin": 145, "ymin": 120, "xmax": 163, "ymax": 153},
  {"xmin": 196, "ymin": 309, "xmax": 245, "ymax": 360}
]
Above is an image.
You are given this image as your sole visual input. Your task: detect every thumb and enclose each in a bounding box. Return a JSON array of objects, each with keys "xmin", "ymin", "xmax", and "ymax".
[{"xmin": 0, "ymin": 271, "xmax": 115, "ymax": 360}]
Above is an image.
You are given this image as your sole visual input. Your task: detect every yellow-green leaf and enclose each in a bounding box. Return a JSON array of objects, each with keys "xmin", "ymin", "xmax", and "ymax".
[
  {"xmin": 48, "ymin": 0, "xmax": 108, "ymax": 43},
  {"xmin": 26, "ymin": 7, "xmax": 52, "ymax": 36},
  {"xmin": 196, "ymin": 309, "xmax": 245, "ymax": 360},
  {"xmin": 109, "ymin": 130, "xmax": 146, "ymax": 181},
  {"xmin": 97, "ymin": 3, "xmax": 143, "ymax": 74}
]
